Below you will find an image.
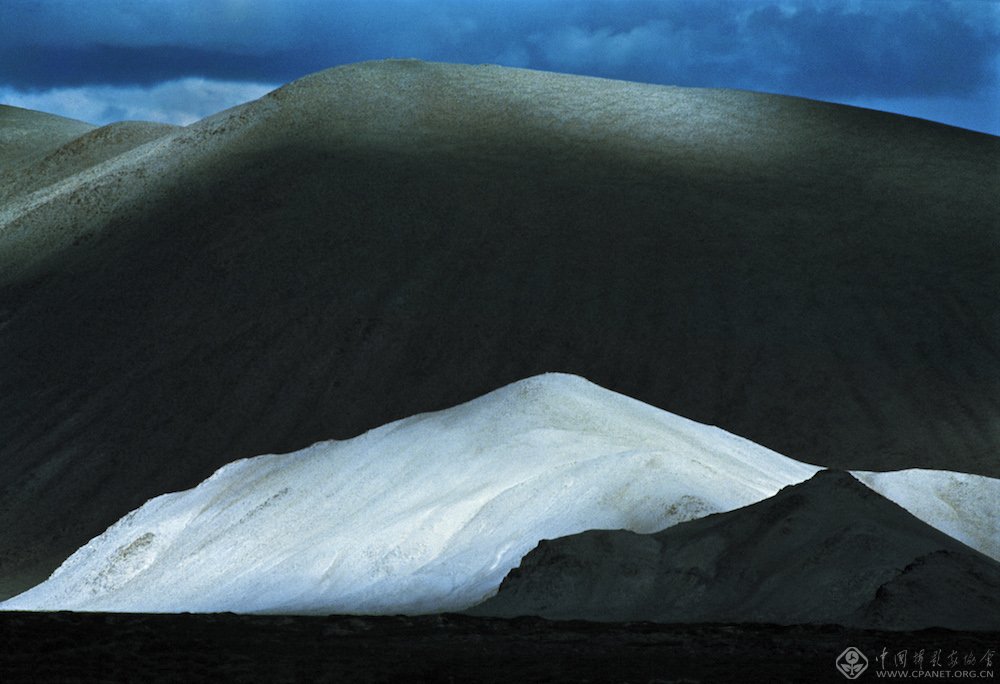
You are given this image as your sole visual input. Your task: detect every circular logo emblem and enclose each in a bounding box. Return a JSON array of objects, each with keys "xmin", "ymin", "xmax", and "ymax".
[{"xmin": 836, "ymin": 646, "xmax": 869, "ymax": 679}]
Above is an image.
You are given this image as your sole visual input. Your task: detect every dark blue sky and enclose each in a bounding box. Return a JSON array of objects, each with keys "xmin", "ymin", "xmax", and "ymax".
[{"xmin": 1, "ymin": 0, "xmax": 997, "ymax": 134}]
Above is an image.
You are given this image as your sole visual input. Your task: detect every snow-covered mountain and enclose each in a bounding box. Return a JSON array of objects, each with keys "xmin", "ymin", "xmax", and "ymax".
[
  {"xmin": 3, "ymin": 60, "xmax": 998, "ymax": 601},
  {"xmin": 3, "ymin": 374, "xmax": 996, "ymax": 615}
]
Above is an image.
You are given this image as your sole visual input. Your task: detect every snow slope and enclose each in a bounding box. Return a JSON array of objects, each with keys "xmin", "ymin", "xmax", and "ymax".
[
  {"xmin": 854, "ymin": 470, "xmax": 1000, "ymax": 561},
  {"xmin": 3, "ymin": 374, "xmax": 997, "ymax": 614}
]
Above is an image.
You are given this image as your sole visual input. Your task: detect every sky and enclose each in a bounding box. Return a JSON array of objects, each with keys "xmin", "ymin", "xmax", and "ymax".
[{"xmin": 1, "ymin": 0, "xmax": 997, "ymax": 134}]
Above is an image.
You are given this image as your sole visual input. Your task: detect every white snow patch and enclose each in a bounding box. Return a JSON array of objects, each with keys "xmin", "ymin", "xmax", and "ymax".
[
  {"xmin": 855, "ymin": 469, "xmax": 1000, "ymax": 561},
  {"xmin": 2, "ymin": 374, "xmax": 996, "ymax": 614}
]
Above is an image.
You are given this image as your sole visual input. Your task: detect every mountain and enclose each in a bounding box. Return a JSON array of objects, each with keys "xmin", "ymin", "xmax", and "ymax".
[
  {"xmin": 0, "ymin": 120, "xmax": 179, "ymax": 206},
  {"xmin": 2, "ymin": 375, "xmax": 996, "ymax": 615},
  {"xmin": 470, "ymin": 470, "xmax": 1000, "ymax": 630},
  {"xmin": 1, "ymin": 60, "xmax": 997, "ymax": 598},
  {"xmin": 0, "ymin": 105, "xmax": 94, "ymax": 171}
]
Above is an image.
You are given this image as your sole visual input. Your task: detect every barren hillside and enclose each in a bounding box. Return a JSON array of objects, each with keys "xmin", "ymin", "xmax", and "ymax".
[{"xmin": 1, "ymin": 60, "xmax": 997, "ymax": 597}]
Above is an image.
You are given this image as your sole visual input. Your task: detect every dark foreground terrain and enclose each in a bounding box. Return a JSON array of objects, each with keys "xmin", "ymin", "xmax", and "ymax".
[
  {"xmin": 473, "ymin": 471, "xmax": 1000, "ymax": 631},
  {"xmin": 1, "ymin": 612, "xmax": 996, "ymax": 683}
]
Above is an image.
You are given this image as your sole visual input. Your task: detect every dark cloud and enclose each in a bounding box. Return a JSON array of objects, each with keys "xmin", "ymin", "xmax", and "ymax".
[
  {"xmin": 742, "ymin": 2, "xmax": 997, "ymax": 98},
  {"xmin": 1, "ymin": 1, "xmax": 996, "ymax": 131},
  {"xmin": 513, "ymin": 1, "xmax": 998, "ymax": 99},
  {"xmin": 0, "ymin": 45, "xmax": 308, "ymax": 90}
]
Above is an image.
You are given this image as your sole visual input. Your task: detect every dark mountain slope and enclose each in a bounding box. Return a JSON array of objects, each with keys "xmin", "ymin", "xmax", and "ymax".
[
  {"xmin": 471, "ymin": 470, "xmax": 1000, "ymax": 630},
  {"xmin": 0, "ymin": 60, "xmax": 997, "ymax": 597}
]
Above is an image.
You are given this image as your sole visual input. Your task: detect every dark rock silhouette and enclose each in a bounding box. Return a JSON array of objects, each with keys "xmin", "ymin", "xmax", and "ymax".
[{"xmin": 471, "ymin": 470, "xmax": 1000, "ymax": 630}]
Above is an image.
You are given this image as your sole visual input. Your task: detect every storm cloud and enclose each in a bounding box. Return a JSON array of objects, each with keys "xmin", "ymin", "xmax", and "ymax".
[{"xmin": 1, "ymin": 0, "xmax": 997, "ymax": 131}]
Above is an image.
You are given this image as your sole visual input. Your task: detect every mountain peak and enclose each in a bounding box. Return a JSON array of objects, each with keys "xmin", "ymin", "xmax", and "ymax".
[
  {"xmin": 474, "ymin": 468, "xmax": 1000, "ymax": 630},
  {"xmin": 776, "ymin": 467, "xmax": 880, "ymax": 499}
]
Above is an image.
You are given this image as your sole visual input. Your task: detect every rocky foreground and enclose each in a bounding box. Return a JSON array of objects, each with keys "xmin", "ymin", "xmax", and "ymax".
[{"xmin": 472, "ymin": 471, "xmax": 1000, "ymax": 630}]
